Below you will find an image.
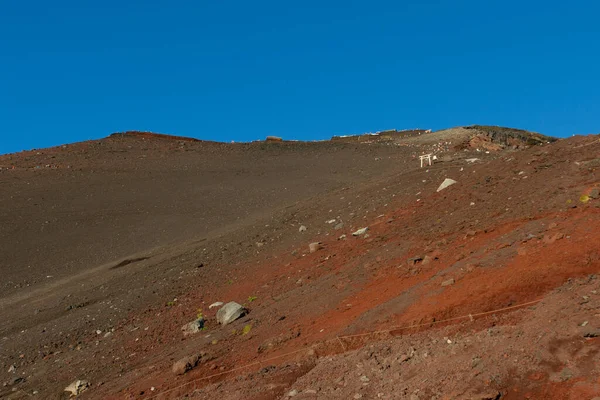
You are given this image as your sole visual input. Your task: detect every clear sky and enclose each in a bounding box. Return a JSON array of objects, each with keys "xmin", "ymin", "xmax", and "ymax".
[{"xmin": 1, "ymin": 1, "xmax": 599, "ymax": 154}]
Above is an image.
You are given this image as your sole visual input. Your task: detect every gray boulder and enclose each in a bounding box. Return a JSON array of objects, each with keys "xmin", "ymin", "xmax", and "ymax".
[
  {"xmin": 181, "ymin": 318, "xmax": 205, "ymax": 336},
  {"xmin": 216, "ymin": 302, "xmax": 247, "ymax": 325}
]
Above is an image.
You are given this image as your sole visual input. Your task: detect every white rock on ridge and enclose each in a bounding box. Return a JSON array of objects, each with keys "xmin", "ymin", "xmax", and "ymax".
[
  {"xmin": 436, "ymin": 178, "xmax": 457, "ymax": 192},
  {"xmin": 216, "ymin": 302, "xmax": 247, "ymax": 325},
  {"xmin": 352, "ymin": 227, "xmax": 368, "ymax": 236}
]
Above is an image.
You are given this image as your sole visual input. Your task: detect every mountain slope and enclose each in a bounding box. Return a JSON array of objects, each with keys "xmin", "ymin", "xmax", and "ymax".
[{"xmin": 1, "ymin": 129, "xmax": 599, "ymax": 399}]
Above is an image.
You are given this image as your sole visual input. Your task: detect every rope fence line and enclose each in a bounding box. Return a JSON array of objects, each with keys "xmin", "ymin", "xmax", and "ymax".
[{"xmin": 146, "ymin": 298, "xmax": 542, "ymax": 399}]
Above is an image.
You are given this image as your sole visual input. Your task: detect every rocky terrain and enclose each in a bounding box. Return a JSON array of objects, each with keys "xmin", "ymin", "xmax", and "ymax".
[{"xmin": 0, "ymin": 127, "xmax": 598, "ymax": 399}]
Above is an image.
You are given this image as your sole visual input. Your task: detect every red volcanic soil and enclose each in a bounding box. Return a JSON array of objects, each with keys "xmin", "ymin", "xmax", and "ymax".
[{"xmin": 1, "ymin": 130, "xmax": 599, "ymax": 399}]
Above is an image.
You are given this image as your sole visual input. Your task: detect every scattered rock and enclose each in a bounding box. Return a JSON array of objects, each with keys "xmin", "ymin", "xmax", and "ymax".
[
  {"xmin": 352, "ymin": 227, "xmax": 368, "ymax": 236},
  {"xmin": 465, "ymin": 158, "xmax": 479, "ymax": 163},
  {"xmin": 309, "ymin": 242, "xmax": 322, "ymax": 253},
  {"xmin": 334, "ymin": 222, "xmax": 344, "ymax": 230},
  {"xmin": 299, "ymin": 225, "xmax": 307, "ymax": 232},
  {"xmin": 407, "ymin": 256, "xmax": 423, "ymax": 266},
  {"xmin": 560, "ymin": 367, "xmax": 573, "ymax": 381},
  {"xmin": 338, "ymin": 234, "xmax": 347, "ymax": 240},
  {"xmin": 209, "ymin": 301, "xmax": 224, "ymax": 309},
  {"xmin": 543, "ymin": 232, "xmax": 564, "ymax": 244},
  {"xmin": 7, "ymin": 376, "xmax": 24, "ymax": 386},
  {"xmin": 477, "ymin": 391, "xmax": 502, "ymax": 400},
  {"xmin": 172, "ymin": 354, "xmax": 202, "ymax": 375},
  {"xmin": 216, "ymin": 302, "xmax": 247, "ymax": 325},
  {"xmin": 422, "ymin": 255, "xmax": 432, "ymax": 265},
  {"xmin": 64, "ymin": 380, "xmax": 90, "ymax": 397},
  {"xmin": 287, "ymin": 389, "xmax": 299, "ymax": 397},
  {"xmin": 7, "ymin": 365, "xmax": 15, "ymax": 373},
  {"xmin": 181, "ymin": 318, "xmax": 205, "ymax": 336},
  {"xmin": 441, "ymin": 278, "xmax": 455, "ymax": 287},
  {"xmin": 437, "ymin": 178, "xmax": 457, "ymax": 192},
  {"xmin": 583, "ymin": 328, "xmax": 600, "ymax": 338},
  {"xmin": 266, "ymin": 136, "xmax": 283, "ymax": 142}
]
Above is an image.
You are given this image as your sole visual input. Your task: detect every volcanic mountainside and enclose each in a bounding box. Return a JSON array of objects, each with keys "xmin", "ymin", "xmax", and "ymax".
[{"xmin": 0, "ymin": 126, "xmax": 599, "ymax": 400}]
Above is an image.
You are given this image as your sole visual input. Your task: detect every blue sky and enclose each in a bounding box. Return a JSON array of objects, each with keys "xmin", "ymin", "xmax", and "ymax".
[{"xmin": 1, "ymin": 1, "xmax": 599, "ymax": 154}]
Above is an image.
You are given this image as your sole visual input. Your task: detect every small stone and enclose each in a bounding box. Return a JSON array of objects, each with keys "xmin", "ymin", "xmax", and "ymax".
[
  {"xmin": 407, "ymin": 256, "xmax": 423, "ymax": 266},
  {"xmin": 441, "ymin": 278, "xmax": 455, "ymax": 287},
  {"xmin": 338, "ymin": 234, "xmax": 347, "ymax": 240},
  {"xmin": 299, "ymin": 225, "xmax": 307, "ymax": 232},
  {"xmin": 422, "ymin": 255, "xmax": 432, "ymax": 265},
  {"xmin": 360, "ymin": 375, "xmax": 370, "ymax": 382},
  {"xmin": 7, "ymin": 365, "xmax": 15, "ymax": 373},
  {"xmin": 172, "ymin": 354, "xmax": 201, "ymax": 375},
  {"xmin": 209, "ymin": 301, "xmax": 224, "ymax": 309},
  {"xmin": 583, "ymin": 328, "xmax": 600, "ymax": 338},
  {"xmin": 352, "ymin": 227, "xmax": 368, "ymax": 236},
  {"xmin": 354, "ymin": 394, "xmax": 363, "ymax": 399},
  {"xmin": 64, "ymin": 380, "xmax": 90, "ymax": 396},
  {"xmin": 334, "ymin": 222, "xmax": 344, "ymax": 230},
  {"xmin": 181, "ymin": 318, "xmax": 205, "ymax": 336},
  {"xmin": 479, "ymin": 391, "xmax": 502, "ymax": 400},
  {"xmin": 560, "ymin": 367, "xmax": 573, "ymax": 381},
  {"xmin": 288, "ymin": 389, "xmax": 299, "ymax": 397},
  {"xmin": 590, "ymin": 188, "xmax": 600, "ymax": 199},
  {"xmin": 581, "ymin": 321, "xmax": 589, "ymax": 327},
  {"xmin": 309, "ymin": 242, "xmax": 322, "ymax": 253},
  {"xmin": 543, "ymin": 232, "xmax": 564, "ymax": 244},
  {"xmin": 436, "ymin": 178, "xmax": 457, "ymax": 192}
]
